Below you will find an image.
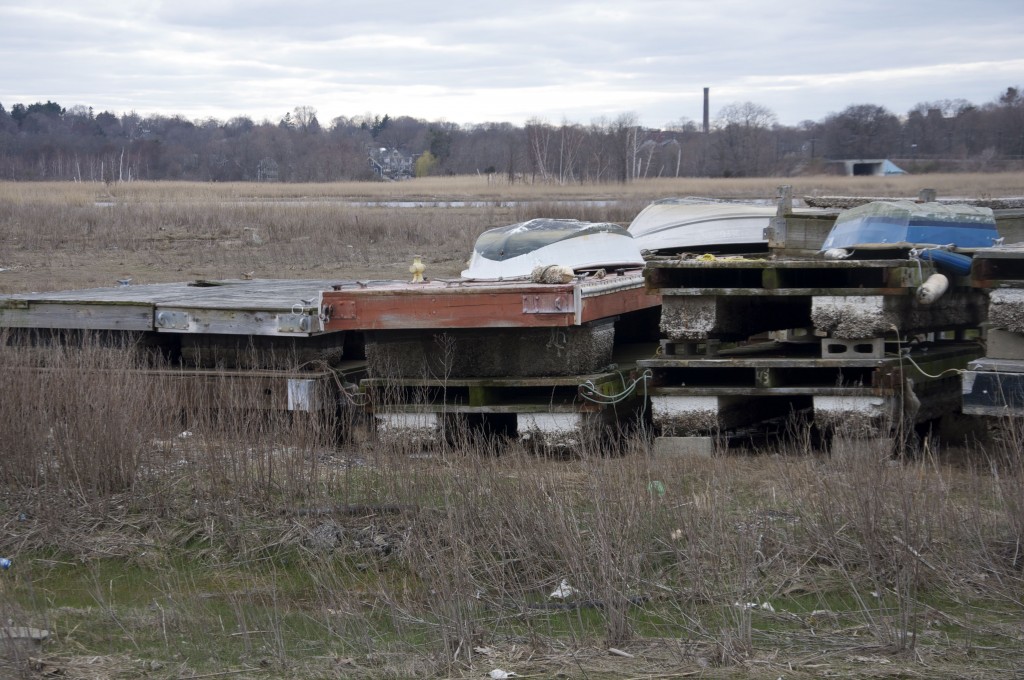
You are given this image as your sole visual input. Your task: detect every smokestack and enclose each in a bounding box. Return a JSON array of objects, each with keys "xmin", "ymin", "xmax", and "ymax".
[{"xmin": 703, "ymin": 87, "xmax": 710, "ymax": 134}]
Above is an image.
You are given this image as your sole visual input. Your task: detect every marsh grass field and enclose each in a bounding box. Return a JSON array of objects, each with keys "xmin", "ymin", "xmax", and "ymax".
[
  {"xmin": 3, "ymin": 172, "xmax": 1023, "ymax": 292},
  {"xmin": 0, "ymin": 175, "xmax": 1023, "ymax": 678}
]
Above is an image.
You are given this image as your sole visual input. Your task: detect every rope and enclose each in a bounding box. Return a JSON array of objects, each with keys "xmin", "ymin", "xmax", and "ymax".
[
  {"xmin": 299, "ymin": 358, "xmax": 369, "ymax": 407},
  {"xmin": 890, "ymin": 331, "xmax": 965, "ymax": 380},
  {"xmin": 578, "ymin": 369, "xmax": 653, "ymax": 405}
]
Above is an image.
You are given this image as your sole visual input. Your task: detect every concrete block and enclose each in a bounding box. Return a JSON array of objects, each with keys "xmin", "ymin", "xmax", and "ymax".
[
  {"xmin": 814, "ymin": 394, "xmax": 896, "ymax": 437},
  {"xmin": 821, "ymin": 337, "xmax": 885, "ymax": 359},
  {"xmin": 986, "ymin": 328, "xmax": 1024, "ymax": 360},
  {"xmin": 652, "ymin": 394, "xmax": 789, "ymax": 436},
  {"xmin": 374, "ymin": 413, "xmax": 441, "ymax": 447},
  {"xmin": 812, "ymin": 291, "xmax": 986, "ymax": 339},
  {"xmin": 989, "ymin": 289, "xmax": 1024, "ymax": 334},
  {"xmin": 518, "ymin": 413, "xmax": 587, "ymax": 449},
  {"xmin": 660, "ymin": 295, "xmax": 807, "ymax": 340}
]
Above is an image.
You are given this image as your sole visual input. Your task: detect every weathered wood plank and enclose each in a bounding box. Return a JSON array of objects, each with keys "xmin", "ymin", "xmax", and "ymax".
[
  {"xmin": 371, "ymin": 402, "xmax": 585, "ymax": 414},
  {"xmin": 0, "ymin": 279, "xmax": 338, "ymax": 335},
  {"xmin": 0, "ymin": 302, "xmax": 154, "ymax": 330},
  {"xmin": 659, "ymin": 287, "xmax": 909, "ymax": 297}
]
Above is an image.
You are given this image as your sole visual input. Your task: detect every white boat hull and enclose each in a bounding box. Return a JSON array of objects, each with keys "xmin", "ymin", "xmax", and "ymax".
[
  {"xmin": 461, "ymin": 218, "xmax": 644, "ymax": 280},
  {"xmin": 628, "ymin": 199, "xmax": 776, "ymax": 253}
]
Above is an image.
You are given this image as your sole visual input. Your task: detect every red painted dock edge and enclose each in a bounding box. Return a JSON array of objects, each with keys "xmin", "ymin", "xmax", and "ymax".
[{"xmin": 321, "ymin": 272, "xmax": 661, "ymax": 331}]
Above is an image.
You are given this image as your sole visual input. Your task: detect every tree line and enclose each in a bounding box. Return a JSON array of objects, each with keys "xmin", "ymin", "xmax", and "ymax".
[{"xmin": 0, "ymin": 86, "xmax": 1021, "ymax": 183}]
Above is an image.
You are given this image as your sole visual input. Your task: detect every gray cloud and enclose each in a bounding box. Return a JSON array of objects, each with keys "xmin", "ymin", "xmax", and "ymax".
[{"xmin": 1, "ymin": 1, "xmax": 1021, "ymax": 127}]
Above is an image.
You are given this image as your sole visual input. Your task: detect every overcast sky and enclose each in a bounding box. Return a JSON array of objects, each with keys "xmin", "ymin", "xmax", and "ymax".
[{"xmin": 1, "ymin": 1, "xmax": 1021, "ymax": 129}]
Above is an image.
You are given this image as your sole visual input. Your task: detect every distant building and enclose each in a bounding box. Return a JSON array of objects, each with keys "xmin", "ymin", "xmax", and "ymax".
[
  {"xmin": 368, "ymin": 148, "xmax": 415, "ymax": 180},
  {"xmin": 828, "ymin": 159, "xmax": 907, "ymax": 176}
]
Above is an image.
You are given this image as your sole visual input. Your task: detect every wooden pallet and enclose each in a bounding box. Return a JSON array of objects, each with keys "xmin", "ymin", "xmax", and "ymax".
[
  {"xmin": 4, "ymin": 360, "xmax": 367, "ymax": 414},
  {"xmin": 645, "ymin": 257, "xmax": 930, "ymax": 292},
  {"xmin": 642, "ymin": 341, "xmax": 981, "ymax": 437},
  {"xmin": 362, "ymin": 362, "xmax": 651, "ymax": 447},
  {"xmin": 648, "ymin": 257, "xmax": 987, "ymax": 340}
]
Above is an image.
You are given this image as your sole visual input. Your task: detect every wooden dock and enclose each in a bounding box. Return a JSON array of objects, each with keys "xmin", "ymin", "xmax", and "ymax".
[
  {"xmin": 3, "ymin": 197, "xmax": 1020, "ymax": 451},
  {"xmin": 320, "ymin": 270, "xmax": 659, "ymax": 331},
  {"xmin": 0, "ymin": 273, "xmax": 661, "ymax": 443},
  {"xmin": 0, "ymin": 278, "xmax": 337, "ymax": 335}
]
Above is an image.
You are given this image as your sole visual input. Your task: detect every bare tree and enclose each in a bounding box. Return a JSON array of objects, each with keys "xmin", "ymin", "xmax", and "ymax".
[
  {"xmin": 557, "ymin": 120, "xmax": 586, "ymax": 183},
  {"xmin": 292, "ymin": 106, "xmax": 319, "ymax": 133},
  {"xmin": 608, "ymin": 112, "xmax": 640, "ymax": 183},
  {"xmin": 713, "ymin": 101, "xmax": 778, "ymax": 177},
  {"xmin": 819, "ymin": 104, "xmax": 901, "ymax": 160},
  {"xmin": 525, "ymin": 118, "xmax": 553, "ymax": 182}
]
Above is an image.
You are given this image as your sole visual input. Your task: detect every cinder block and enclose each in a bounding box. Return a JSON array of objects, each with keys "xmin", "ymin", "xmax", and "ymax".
[
  {"xmin": 652, "ymin": 436, "xmax": 716, "ymax": 457},
  {"xmin": 986, "ymin": 328, "xmax": 1024, "ymax": 360},
  {"xmin": 821, "ymin": 337, "xmax": 885, "ymax": 359}
]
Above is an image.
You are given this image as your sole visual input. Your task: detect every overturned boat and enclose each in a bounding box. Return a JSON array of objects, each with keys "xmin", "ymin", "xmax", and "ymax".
[
  {"xmin": 461, "ymin": 218, "xmax": 644, "ymax": 280},
  {"xmin": 820, "ymin": 201, "xmax": 1000, "ymax": 252},
  {"xmin": 627, "ymin": 198, "xmax": 777, "ymax": 254}
]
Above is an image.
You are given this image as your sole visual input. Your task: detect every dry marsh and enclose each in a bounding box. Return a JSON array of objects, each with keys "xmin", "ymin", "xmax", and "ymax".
[
  {"xmin": 0, "ymin": 176, "xmax": 1022, "ymax": 677},
  {"xmin": 2, "ymin": 173, "xmax": 1023, "ymax": 292}
]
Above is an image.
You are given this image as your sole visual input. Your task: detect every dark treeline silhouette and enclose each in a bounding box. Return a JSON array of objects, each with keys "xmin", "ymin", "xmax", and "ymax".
[{"xmin": 0, "ymin": 87, "xmax": 1021, "ymax": 182}]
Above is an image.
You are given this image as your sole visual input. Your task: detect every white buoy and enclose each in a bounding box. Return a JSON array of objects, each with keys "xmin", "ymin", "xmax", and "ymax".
[{"xmin": 916, "ymin": 273, "xmax": 949, "ymax": 305}]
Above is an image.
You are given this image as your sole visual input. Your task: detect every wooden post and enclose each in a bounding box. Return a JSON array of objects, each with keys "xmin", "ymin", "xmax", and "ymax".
[{"xmin": 776, "ymin": 184, "xmax": 793, "ymax": 217}]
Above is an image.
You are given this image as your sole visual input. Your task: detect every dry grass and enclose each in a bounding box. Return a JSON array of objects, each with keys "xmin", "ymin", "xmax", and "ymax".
[
  {"xmin": 3, "ymin": 172, "xmax": 1024, "ymax": 204},
  {"xmin": 0, "ymin": 176, "xmax": 1022, "ymax": 677},
  {"xmin": 3, "ymin": 173, "xmax": 1022, "ymax": 293},
  {"xmin": 0, "ymin": 340, "xmax": 1020, "ymax": 678}
]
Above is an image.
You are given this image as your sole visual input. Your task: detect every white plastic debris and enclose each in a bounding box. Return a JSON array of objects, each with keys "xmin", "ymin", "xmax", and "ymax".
[
  {"xmin": 489, "ymin": 670, "xmax": 517, "ymax": 679},
  {"xmin": 549, "ymin": 578, "xmax": 577, "ymax": 599},
  {"xmin": 177, "ymin": 431, "xmax": 193, "ymax": 439},
  {"xmin": 823, "ymin": 248, "xmax": 851, "ymax": 260},
  {"xmin": 760, "ymin": 601, "xmax": 775, "ymax": 613}
]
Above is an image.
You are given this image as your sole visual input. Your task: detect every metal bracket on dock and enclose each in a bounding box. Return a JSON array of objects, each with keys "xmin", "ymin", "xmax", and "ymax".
[
  {"xmin": 155, "ymin": 310, "xmax": 191, "ymax": 331},
  {"xmin": 324, "ymin": 300, "xmax": 356, "ymax": 320},
  {"xmin": 522, "ymin": 293, "xmax": 571, "ymax": 314},
  {"xmin": 277, "ymin": 313, "xmax": 314, "ymax": 333}
]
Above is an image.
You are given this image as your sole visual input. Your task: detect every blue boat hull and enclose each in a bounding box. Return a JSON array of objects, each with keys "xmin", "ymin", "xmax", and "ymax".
[{"xmin": 821, "ymin": 201, "xmax": 999, "ymax": 251}]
